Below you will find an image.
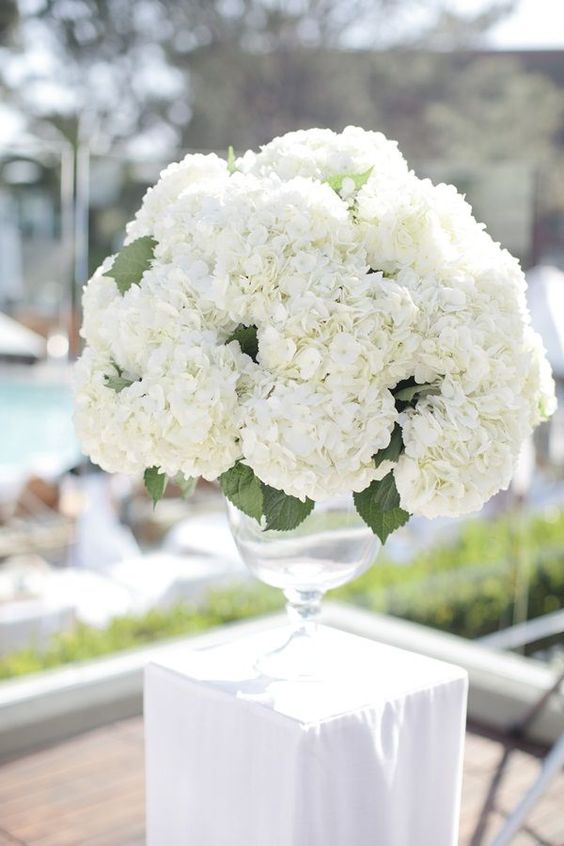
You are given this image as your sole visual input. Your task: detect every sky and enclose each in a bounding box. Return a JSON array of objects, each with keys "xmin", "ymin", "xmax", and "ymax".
[{"xmin": 471, "ymin": 0, "xmax": 564, "ymax": 49}]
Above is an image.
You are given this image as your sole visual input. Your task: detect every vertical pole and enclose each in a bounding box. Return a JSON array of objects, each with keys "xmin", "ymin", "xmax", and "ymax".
[
  {"xmin": 73, "ymin": 142, "xmax": 90, "ymax": 359},
  {"xmin": 60, "ymin": 142, "xmax": 75, "ymax": 360}
]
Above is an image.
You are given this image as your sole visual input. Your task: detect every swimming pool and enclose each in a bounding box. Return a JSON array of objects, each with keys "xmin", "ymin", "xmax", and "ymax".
[{"xmin": 0, "ymin": 380, "xmax": 81, "ymax": 473}]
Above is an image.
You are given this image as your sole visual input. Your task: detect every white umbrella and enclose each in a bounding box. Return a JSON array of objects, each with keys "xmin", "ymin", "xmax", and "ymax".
[
  {"xmin": 526, "ymin": 265, "xmax": 564, "ymax": 378},
  {"xmin": 0, "ymin": 311, "xmax": 45, "ymax": 360}
]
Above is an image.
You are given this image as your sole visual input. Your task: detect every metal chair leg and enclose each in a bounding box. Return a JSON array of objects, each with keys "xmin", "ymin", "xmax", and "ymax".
[{"xmin": 490, "ymin": 733, "xmax": 564, "ymax": 846}]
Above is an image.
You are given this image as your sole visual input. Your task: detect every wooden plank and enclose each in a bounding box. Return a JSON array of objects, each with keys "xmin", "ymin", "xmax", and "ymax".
[
  {"xmin": 0, "ymin": 829, "xmax": 28, "ymax": 846},
  {"xmin": 27, "ymin": 794, "xmax": 146, "ymax": 846},
  {"xmin": 0, "ymin": 723, "xmax": 139, "ymax": 784},
  {"xmin": 0, "ymin": 749, "xmax": 142, "ymax": 806},
  {"xmin": 1, "ymin": 773, "xmax": 144, "ymax": 834},
  {"xmin": 0, "ymin": 718, "xmax": 562, "ymax": 846},
  {"xmin": 66, "ymin": 824, "xmax": 145, "ymax": 846}
]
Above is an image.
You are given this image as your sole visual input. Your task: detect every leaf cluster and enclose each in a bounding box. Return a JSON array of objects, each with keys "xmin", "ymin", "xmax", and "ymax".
[
  {"xmin": 352, "ymin": 379, "xmax": 439, "ymax": 541},
  {"xmin": 143, "ymin": 467, "xmax": 197, "ymax": 508},
  {"xmin": 220, "ymin": 462, "xmax": 314, "ymax": 531},
  {"xmin": 225, "ymin": 324, "xmax": 258, "ymax": 361},
  {"xmin": 325, "ymin": 167, "xmax": 373, "ymax": 193},
  {"xmin": 106, "ymin": 237, "xmax": 157, "ymax": 295}
]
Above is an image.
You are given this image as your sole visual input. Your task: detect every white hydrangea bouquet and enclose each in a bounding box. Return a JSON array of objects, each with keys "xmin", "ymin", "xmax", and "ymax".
[{"xmin": 74, "ymin": 127, "xmax": 556, "ymax": 543}]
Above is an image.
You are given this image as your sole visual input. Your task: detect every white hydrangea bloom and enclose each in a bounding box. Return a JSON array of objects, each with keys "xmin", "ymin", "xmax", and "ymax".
[
  {"xmin": 74, "ymin": 128, "xmax": 556, "ymax": 519},
  {"xmin": 357, "ymin": 174, "xmax": 494, "ymax": 276},
  {"xmin": 239, "ymin": 377, "xmax": 397, "ymax": 501},
  {"xmin": 86, "ymin": 263, "xmax": 233, "ymax": 376},
  {"xmin": 74, "ymin": 339, "xmax": 254, "ymax": 482},
  {"xmin": 522, "ymin": 327, "xmax": 557, "ymax": 427},
  {"xmin": 138, "ymin": 339, "xmax": 255, "ymax": 480},
  {"xmin": 154, "ymin": 173, "xmax": 366, "ymax": 327},
  {"xmin": 255, "ymin": 275, "xmax": 418, "ymax": 391},
  {"xmin": 126, "ymin": 153, "xmax": 228, "ymax": 241},
  {"xmin": 394, "ymin": 378, "xmax": 529, "ymax": 518},
  {"xmin": 79, "ymin": 257, "xmax": 121, "ymax": 353},
  {"xmin": 240, "ymin": 126, "xmax": 408, "ymax": 186},
  {"xmin": 73, "ymin": 348, "xmax": 151, "ymax": 476}
]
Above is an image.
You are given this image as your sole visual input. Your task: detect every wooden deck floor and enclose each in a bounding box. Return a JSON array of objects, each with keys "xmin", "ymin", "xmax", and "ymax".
[{"xmin": 0, "ymin": 718, "xmax": 562, "ymax": 846}]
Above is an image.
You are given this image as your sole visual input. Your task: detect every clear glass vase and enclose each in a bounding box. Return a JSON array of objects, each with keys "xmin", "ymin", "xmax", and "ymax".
[{"xmin": 226, "ymin": 495, "xmax": 380, "ymax": 680}]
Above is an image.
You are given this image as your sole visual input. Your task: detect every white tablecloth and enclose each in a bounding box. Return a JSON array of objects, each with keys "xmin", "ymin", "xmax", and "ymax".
[{"xmin": 145, "ymin": 626, "xmax": 468, "ymax": 846}]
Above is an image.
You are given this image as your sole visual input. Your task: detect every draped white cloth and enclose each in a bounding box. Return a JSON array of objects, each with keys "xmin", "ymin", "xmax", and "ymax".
[{"xmin": 145, "ymin": 626, "xmax": 467, "ymax": 846}]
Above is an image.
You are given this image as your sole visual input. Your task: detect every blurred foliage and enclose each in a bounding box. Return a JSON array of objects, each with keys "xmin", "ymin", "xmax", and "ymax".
[
  {"xmin": 3, "ymin": 0, "xmax": 563, "ymax": 267},
  {"xmin": 0, "ymin": 0, "xmax": 519, "ymax": 152},
  {"xmin": 185, "ymin": 49, "xmax": 564, "ymax": 161},
  {"xmin": 0, "ymin": 0, "xmax": 17, "ymax": 42},
  {"xmin": 78, "ymin": 46, "xmax": 564, "ymax": 269},
  {"xmin": 336, "ymin": 509, "xmax": 564, "ymax": 637},
  {"xmin": 424, "ymin": 57, "xmax": 564, "ymax": 163},
  {"xmin": 1, "ymin": 507, "xmax": 563, "ymax": 680},
  {"xmin": 0, "ymin": 585, "xmax": 282, "ymax": 680}
]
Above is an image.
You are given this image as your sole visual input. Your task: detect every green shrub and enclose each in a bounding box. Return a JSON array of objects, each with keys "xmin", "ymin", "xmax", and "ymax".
[
  {"xmin": 0, "ymin": 586, "xmax": 282, "ymax": 681},
  {"xmin": 335, "ymin": 508, "xmax": 564, "ymax": 638}
]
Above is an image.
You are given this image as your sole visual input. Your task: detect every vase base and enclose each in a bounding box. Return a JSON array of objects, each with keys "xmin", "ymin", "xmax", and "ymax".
[{"xmin": 255, "ymin": 628, "xmax": 331, "ymax": 681}]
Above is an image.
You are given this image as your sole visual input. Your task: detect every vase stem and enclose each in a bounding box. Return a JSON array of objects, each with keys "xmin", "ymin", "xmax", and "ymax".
[{"xmin": 284, "ymin": 588, "xmax": 322, "ymax": 637}]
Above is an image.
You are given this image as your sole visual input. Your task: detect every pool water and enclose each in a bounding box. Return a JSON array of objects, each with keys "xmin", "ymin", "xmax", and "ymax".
[{"xmin": 0, "ymin": 381, "xmax": 81, "ymax": 472}]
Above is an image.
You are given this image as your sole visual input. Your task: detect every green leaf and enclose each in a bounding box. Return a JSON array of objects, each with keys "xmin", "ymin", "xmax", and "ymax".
[
  {"xmin": 262, "ymin": 485, "xmax": 314, "ymax": 531},
  {"xmin": 326, "ymin": 167, "xmax": 373, "ymax": 194},
  {"xmin": 175, "ymin": 475, "xmax": 197, "ymax": 499},
  {"xmin": 104, "ymin": 373, "xmax": 136, "ymax": 393},
  {"xmin": 393, "ymin": 382, "xmax": 439, "ymax": 403},
  {"xmin": 144, "ymin": 466, "xmax": 167, "ymax": 508},
  {"xmin": 353, "ymin": 472, "xmax": 410, "ymax": 544},
  {"xmin": 107, "ymin": 236, "xmax": 157, "ymax": 295},
  {"xmin": 227, "ymin": 145, "xmax": 237, "ymax": 174},
  {"xmin": 219, "ymin": 462, "xmax": 264, "ymax": 522},
  {"xmin": 104, "ymin": 363, "xmax": 138, "ymax": 393},
  {"xmin": 226, "ymin": 324, "xmax": 258, "ymax": 361},
  {"xmin": 373, "ymin": 423, "xmax": 404, "ymax": 468}
]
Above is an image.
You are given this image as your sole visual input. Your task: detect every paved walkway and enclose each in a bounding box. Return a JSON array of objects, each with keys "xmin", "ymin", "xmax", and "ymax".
[{"xmin": 0, "ymin": 718, "xmax": 562, "ymax": 845}]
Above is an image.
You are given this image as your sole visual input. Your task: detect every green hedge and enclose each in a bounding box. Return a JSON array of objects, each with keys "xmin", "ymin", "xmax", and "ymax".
[
  {"xmin": 0, "ymin": 587, "xmax": 283, "ymax": 680},
  {"xmin": 0, "ymin": 507, "xmax": 563, "ymax": 680},
  {"xmin": 334, "ymin": 509, "xmax": 564, "ymax": 638},
  {"xmin": 337, "ymin": 552, "xmax": 564, "ymax": 639}
]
